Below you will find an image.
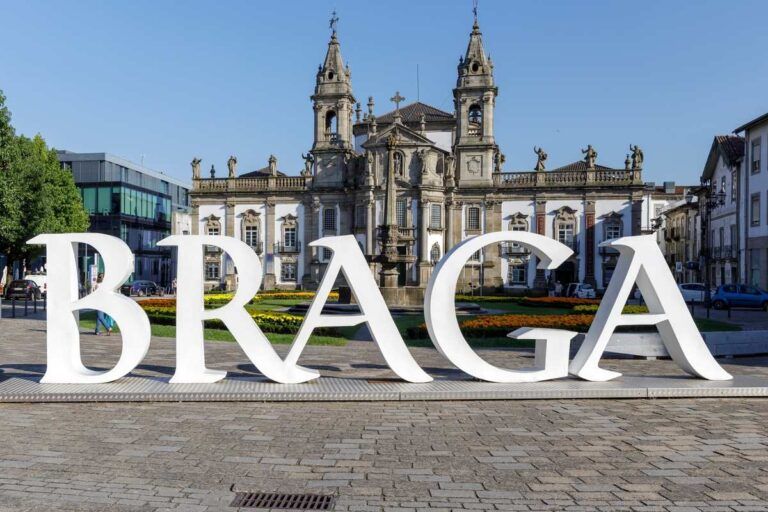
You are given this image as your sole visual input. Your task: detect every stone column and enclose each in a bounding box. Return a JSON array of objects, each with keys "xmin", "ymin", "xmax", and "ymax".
[
  {"xmin": 366, "ymin": 198, "xmax": 375, "ymax": 255},
  {"xmin": 224, "ymin": 202, "xmax": 236, "ymax": 291},
  {"xmin": 445, "ymin": 199, "xmax": 454, "ymax": 253},
  {"xmin": 191, "ymin": 204, "xmax": 199, "ymax": 235},
  {"xmin": 584, "ymin": 200, "xmax": 596, "ymax": 287},
  {"xmin": 418, "ymin": 198, "xmax": 431, "ymax": 285},
  {"xmin": 263, "ymin": 200, "xmax": 276, "ymax": 290},
  {"xmin": 533, "ymin": 199, "xmax": 548, "ymax": 289},
  {"xmin": 484, "ymin": 200, "xmax": 503, "ymax": 288}
]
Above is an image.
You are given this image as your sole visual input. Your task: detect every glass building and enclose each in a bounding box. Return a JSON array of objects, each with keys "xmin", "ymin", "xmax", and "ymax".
[{"xmin": 57, "ymin": 151, "xmax": 190, "ymax": 287}]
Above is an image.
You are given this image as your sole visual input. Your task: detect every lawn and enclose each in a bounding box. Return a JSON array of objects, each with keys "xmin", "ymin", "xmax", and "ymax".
[{"xmin": 77, "ymin": 294, "xmax": 742, "ymax": 350}]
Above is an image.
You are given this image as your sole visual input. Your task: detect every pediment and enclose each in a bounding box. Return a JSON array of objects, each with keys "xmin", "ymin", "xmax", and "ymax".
[{"xmin": 361, "ymin": 123, "xmax": 437, "ymax": 149}]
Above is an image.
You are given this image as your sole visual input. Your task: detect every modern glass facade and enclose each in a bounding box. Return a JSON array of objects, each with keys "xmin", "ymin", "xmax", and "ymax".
[{"xmin": 58, "ymin": 152, "xmax": 190, "ymax": 287}]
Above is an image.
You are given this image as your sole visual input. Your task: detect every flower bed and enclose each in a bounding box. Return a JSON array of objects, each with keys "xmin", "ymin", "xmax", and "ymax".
[
  {"xmin": 138, "ymin": 301, "xmax": 330, "ymax": 334},
  {"xmin": 406, "ymin": 313, "xmax": 597, "ymax": 339},
  {"xmin": 518, "ymin": 296, "xmax": 600, "ymax": 308},
  {"xmin": 573, "ymin": 304, "xmax": 648, "ymax": 314},
  {"xmin": 204, "ymin": 290, "xmax": 338, "ymax": 305}
]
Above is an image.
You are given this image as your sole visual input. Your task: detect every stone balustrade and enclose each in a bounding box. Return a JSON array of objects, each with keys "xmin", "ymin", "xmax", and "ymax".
[
  {"xmin": 194, "ymin": 175, "xmax": 311, "ymax": 192},
  {"xmin": 494, "ymin": 169, "xmax": 642, "ymax": 188}
]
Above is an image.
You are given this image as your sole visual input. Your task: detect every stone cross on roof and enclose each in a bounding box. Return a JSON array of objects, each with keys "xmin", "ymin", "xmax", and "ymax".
[
  {"xmin": 329, "ymin": 10, "xmax": 339, "ymax": 34},
  {"xmin": 390, "ymin": 91, "xmax": 405, "ymax": 112}
]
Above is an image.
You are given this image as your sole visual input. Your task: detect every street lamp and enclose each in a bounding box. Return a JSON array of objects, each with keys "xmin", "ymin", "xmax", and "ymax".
[{"xmin": 698, "ymin": 180, "xmax": 726, "ymax": 319}]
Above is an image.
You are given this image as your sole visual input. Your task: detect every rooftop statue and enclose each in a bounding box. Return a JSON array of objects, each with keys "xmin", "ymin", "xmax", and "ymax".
[
  {"xmin": 533, "ymin": 146, "xmax": 547, "ymax": 172},
  {"xmin": 581, "ymin": 145, "xmax": 597, "ymax": 169}
]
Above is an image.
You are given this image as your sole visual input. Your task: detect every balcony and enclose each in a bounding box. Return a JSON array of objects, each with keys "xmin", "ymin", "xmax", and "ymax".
[
  {"xmin": 274, "ymin": 241, "xmax": 301, "ymax": 254},
  {"xmin": 204, "ymin": 245, "xmax": 222, "ymax": 255},
  {"xmin": 246, "ymin": 241, "xmax": 263, "ymax": 254},
  {"xmin": 500, "ymin": 242, "xmax": 530, "ymax": 257}
]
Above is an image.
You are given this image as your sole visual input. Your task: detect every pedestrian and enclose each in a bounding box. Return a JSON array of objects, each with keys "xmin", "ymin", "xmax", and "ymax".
[
  {"xmin": 93, "ymin": 274, "xmax": 113, "ymax": 336},
  {"xmin": 555, "ymin": 281, "xmax": 563, "ymax": 297},
  {"xmin": 547, "ymin": 279, "xmax": 555, "ymax": 297}
]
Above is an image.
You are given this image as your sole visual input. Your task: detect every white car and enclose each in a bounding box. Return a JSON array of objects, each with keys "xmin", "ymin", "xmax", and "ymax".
[
  {"xmin": 566, "ymin": 283, "xmax": 596, "ymax": 299},
  {"xmin": 678, "ymin": 283, "xmax": 711, "ymax": 303},
  {"xmin": 22, "ymin": 273, "xmax": 47, "ymax": 298}
]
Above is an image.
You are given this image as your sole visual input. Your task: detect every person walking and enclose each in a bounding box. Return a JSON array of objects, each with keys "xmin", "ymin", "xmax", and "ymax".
[
  {"xmin": 555, "ymin": 281, "xmax": 563, "ymax": 297},
  {"xmin": 93, "ymin": 274, "xmax": 113, "ymax": 336}
]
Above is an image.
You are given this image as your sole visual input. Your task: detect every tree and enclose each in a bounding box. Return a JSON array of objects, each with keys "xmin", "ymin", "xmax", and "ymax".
[{"xmin": 0, "ymin": 90, "xmax": 89, "ymax": 284}]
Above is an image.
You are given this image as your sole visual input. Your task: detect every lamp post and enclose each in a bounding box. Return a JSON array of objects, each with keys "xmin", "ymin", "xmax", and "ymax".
[{"xmin": 688, "ymin": 181, "xmax": 725, "ymax": 319}]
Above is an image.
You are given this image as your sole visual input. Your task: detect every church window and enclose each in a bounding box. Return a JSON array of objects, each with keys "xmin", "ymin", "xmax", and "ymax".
[
  {"xmin": 396, "ymin": 199, "xmax": 407, "ymax": 228},
  {"xmin": 508, "ymin": 264, "xmax": 526, "ymax": 285},
  {"xmin": 323, "ymin": 208, "xmax": 337, "ymax": 232},
  {"xmin": 430, "ymin": 243, "xmax": 441, "ymax": 264},
  {"xmin": 468, "ymin": 104, "xmax": 482, "ymax": 136},
  {"xmin": 284, "ymin": 227, "xmax": 297, "ymax": 248},
  {"xmin": 325, "ymin": 111, "xmax": 338, "ymax": 137},
  {"xmin": 605, "ymin": 222, "xmax": 622, "ymax": 241},
  {"xmin": 322, "ymin": 247, "xmax": 333, "ymax": 261},
  {"xmin": 281, "ymin": 262, "xmax": 297, "ymax": 282},
  {"xmin": 508, "ymin": 215, "xmax": 528, "ymax": 249},
  {"xmin": 466, "ymin": 206, "xmax": 481, "ymax": 231},
  {"xmin": 244, "ymin": 225, "xmax": 259, "ymax": 249},
  {"xmin": 430, "ymin": 204, "xmax": 442, "ymax": 229},
  {"xmin": 355, "ymin": 204, "xmax": 366, "ymax": 228},
  {"xmin": 205, "ymin": 262, "xmax": 220, "ymax": 280},
  {"xmin": 471, "ymin": 61, "xmax": 480, "ymax": 73}
]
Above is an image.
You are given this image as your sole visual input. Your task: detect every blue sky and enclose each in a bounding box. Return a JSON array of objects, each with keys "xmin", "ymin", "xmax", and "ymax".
[{"xmin": 0, "ymin": 0, "xmax": 766, "ymax": 185}]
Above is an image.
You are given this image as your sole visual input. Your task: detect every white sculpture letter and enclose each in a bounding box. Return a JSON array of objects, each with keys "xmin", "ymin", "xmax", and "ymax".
[
  {"xmin": 425, "ymin": 232, "xmax": 573, "ymax": 382},
  {"xmin": 507, "ymin": 328, "xmax": 576, "ymax": 382},
  {"xmin": 285, "ymin": 235, "xmax": 432, "ymax": 383},
  {"xmin": 569, "ymin": 235, "xmax": 731, "ymax": 381},
  {"xmin": 157, "ymin": 235, "xmax": 317, "ymax": 384},
  {"xmin": 28, "ymin": 234, "xmax": 151, "ymax": 383}
]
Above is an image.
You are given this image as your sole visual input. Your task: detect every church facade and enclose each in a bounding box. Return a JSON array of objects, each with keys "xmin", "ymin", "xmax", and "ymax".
[{"xmin": 190, "ymin": 16, "xmax": 665, "ymax": 303}]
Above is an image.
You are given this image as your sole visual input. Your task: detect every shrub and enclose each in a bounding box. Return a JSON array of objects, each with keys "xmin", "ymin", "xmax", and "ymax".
[
  {"xmin": 138, "ymin": 301, "xmax": 330, "ymax": 335},
  {"xmin": 518, "ymin": 297, "xmax": 600, "ymax": 309},
  {"xmin": 455, "ymin": 295, "xmax": 523, "ymax": 303},
  {"xmin": 203, "ymin": 290, "xmax": 339, "ymax": 305},
  {"xmin": 406, "ymin": 313, "xmax": 596, "ymax": 339},
  {"xmin": 573, "ymin": 304, "xmax": 648, "ymax": 314}
]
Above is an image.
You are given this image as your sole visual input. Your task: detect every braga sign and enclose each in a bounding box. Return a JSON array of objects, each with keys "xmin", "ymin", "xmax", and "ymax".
[{"xmin": 28, "ymin": 232, "xmax": 732, "ymax": 385}]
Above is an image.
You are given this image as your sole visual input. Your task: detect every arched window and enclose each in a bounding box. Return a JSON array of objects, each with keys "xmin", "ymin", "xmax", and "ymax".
[
  {"xmin": 430, "ymin": 243, "xmax": 441, "ymax": 264},
  {"xmin": 325, "ymin": 110, "xmax": 338, "ymax": 139},
  {"xmin": 553, "ymin": 207, "xmax": 577, "ymax": 252},
  {"xmin": 204, "ymin": 215, "xmax": 221, "ymax": 236},
  {"xmin": 241, "ymin": 209, "xmax": 262, "ymax": 253},
  {"xmin": 468, "ymin": 104, "xmax": 482, "ymax": 136}
]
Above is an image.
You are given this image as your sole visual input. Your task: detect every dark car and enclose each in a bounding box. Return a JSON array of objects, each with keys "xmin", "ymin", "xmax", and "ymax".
[
  {"xmin": 3, "ymin": 279, "xmax": 42, "ymax": 300},
  {"xmin": 122, "ymin": 280, "xmax": 164, "ymax": 297},
  {"xmin": 711, "ymin": 284, "xmax": 768, "ymax": 311}
]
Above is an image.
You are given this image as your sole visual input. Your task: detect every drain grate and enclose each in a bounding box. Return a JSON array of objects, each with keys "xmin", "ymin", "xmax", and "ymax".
[{"xmin": 230, "ymin": 492, "xmax": 335, "ymax": 510}]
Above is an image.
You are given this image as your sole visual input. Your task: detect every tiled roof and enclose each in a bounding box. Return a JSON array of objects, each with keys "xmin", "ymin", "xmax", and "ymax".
[
  {"xmin": 240, "ymin": 167, "xmax": 286, "ymax": 178},
  {"xmin": 549, "ymin": 161, "xmax": 618, "ymax": 172},
  {"xmin": 374, "ymin": 102, "xmax": 454, "ymax": 124},
  {"xmin": 734, "ymin": 112, "xmax": 768, "ymax": 133},
  {"xmin": 715, "ymin": 135, "xmax": 745, "ymax": 165}
]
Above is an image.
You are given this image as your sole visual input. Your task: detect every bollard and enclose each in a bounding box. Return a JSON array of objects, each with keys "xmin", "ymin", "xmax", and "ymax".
[
  {"xmin": 12, "ymin": 297, "xmax": 16, "ymax": 318},
  {"xmin": 33, "ymin": 296, "xmax": 37, "ymax": 314},
  {"xmin": 43, "ymin": 294, "xmax": 46, "ymax": 311},
  {"xmin": 24, "ymin": 296, "xmax": 28, "ymax": 316}
]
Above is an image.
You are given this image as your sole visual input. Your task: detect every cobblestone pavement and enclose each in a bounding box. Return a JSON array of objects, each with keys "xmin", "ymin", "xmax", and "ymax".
[{"xmin": 1, "ymin": 317, "xmax": 768, "ymax": 510}]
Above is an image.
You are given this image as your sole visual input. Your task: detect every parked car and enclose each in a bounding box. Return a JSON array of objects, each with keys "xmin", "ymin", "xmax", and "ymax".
[
  {"xmin": 566, "ymin": 282, "xmax": 596, "ymax": 299},
  {"xmin": 677, "ymin": 283, "xmax": 713, "ymax": 303},
  {"xmin": 23, "ymin": 273, "xmax": 47, "ymax": 298},
  {"xmin": 3, "ymin": 279, "xmax": 42, "ymax": 300},
  {"xmin": 121, "ymin": 280, "xmax": 164, "ymax": 297},
  {"xmin": 711, "ymin": 284, "xmax": 768, "ymax": 311}
]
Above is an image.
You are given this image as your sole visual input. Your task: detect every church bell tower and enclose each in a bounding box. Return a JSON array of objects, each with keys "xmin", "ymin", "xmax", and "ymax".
[
  {"xmin": 311, "ymin": 12, "xmax": 356, "ymax": 186},
  {"xmin": 453, "ymin": 13, "xmax": 498, "ymax": 187}
]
